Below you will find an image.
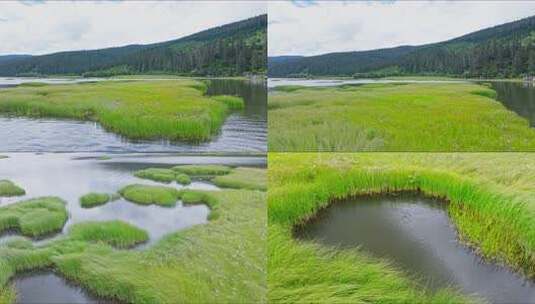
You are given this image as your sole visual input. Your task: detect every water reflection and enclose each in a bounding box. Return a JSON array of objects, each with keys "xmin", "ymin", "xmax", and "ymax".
[
  {"xmin": 295, "ymin": 192, "xmax": 535, "ymax": 303},
  {"xmin": 0, "ymin": 78, "xmax": 267, "ymax": 152},
  {"xmin": 491, "ymin": 81, "xmax": 535, "ymax": 127}
]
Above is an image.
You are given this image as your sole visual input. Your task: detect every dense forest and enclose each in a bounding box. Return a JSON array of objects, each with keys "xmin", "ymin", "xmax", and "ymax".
[
  {"xmin": 0, "ymin": 15, "xmax": 266, "ymax": 77},
  {"xmin": 268, "ymin": 15, "xmax": 535, "ymax": 78}
]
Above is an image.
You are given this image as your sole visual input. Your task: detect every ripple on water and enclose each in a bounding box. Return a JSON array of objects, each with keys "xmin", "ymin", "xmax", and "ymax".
[{"xmin": 295, "ymin": 192, "xmax": 535, "ymax": 303}]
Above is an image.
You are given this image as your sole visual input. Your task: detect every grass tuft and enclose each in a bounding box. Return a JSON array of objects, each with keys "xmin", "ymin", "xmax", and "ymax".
[
  {"xmin": 175, "ymin": 173, "xmax": 191, "ymax": 185},
  {"xmin": 69, "ymin": 221, "xmax": 149, "ymax": 248},
  {"xmin": 172, "ymin": 164, "xmax": 232, "ymax": 176},
  {"xmin": 80, "ymin": 193, "xmax": 117, "ymax": 208},
  {"xmin": 0, "ymin": 180, "xmax": 25, "ymax": 197},
  {"xmin": 119, "ymin": 184, "xmax": 179, "ymax": 207},
  {"xmin": 134, "ymin": 168, "xmax": 176, "ymax": 183},
  {"xmin": 0, "ymin": 197, "xmax": 67, "ymax": 238}
]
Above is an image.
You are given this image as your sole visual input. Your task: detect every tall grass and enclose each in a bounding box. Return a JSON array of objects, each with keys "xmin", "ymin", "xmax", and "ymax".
[
  {"xmin": 0, "ymin": 80, "xmax": 244, "ymax": 142},
  {"xmin": 268, "ymin": 82, "xmax": 535, "ymax": 151},
  {"xmin": 0, "ymin": 197, "xmax": 67, "ymax": 238},
  {"xmin": 0, "ymin": 180, "xmax": 25, "ymax": 197},
  {"xmin": 268, "ymin": 153, "xmax": 535, "ymax": 303},
  {"xmin": 0, "ymin": 189, "xmax": 266, "ymax": 304}
]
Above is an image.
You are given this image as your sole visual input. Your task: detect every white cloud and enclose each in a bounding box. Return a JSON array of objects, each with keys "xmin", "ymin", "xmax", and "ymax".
[
  {"xmin": 0, "ymin": 1, "xmax": 266, "ymax": 55},
  {"xmin": 268, "ymin": 0, "xmax": 535, "ymax": 56}
]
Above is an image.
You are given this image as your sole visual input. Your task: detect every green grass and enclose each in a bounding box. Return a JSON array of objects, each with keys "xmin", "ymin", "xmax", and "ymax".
[
  {"xmin": 213, "ymin": 167, "xmax": 267, "ymax": 191},
  {"xmin": 0, "ymin": 180, "xmax": 25, "ymax": 197},
  {"xmin": 80, "ymin": 193, "xmax": 117, "ymax": 208},
  {"xmin": 134, "ymin": 168, "xmax": 177, "ymax": 183},
  {"xmin": 134, "ymin": 168, "xmax": 192, "ymax": 185},
  {"xmin": 69, "ymin": 221, "xmax": 149, "ymax": 248},
  {"xmin": 172, "ymin": 164, "xmax": 232, "ymax": 176},
  {"xmin": 268, "ymin": 153, "xmax": 535, "ymax": 303},
  {"xmin": 0, "ymin": 197, "xmax": 67, "ymax": 238},
  {"xmin": 0, "ymin": 189, "xmax": 266, "ymax": 304},
  {"xmin": 119, "ymin": 184, "xmax": 179, "ymax": 207},
  {"xmin": 175, "ymin": 173, "xmax": 191, "ymax": 185},
  {"xmin": 0, "ymin": 80, "xmax": 243, "ymax": 141},
  {"xmin": 211, "ymin": 95, "xmax": 245, "ymax": 110},
  {"xmin": 269, "ymin": 82, "xmax": 535, "ymax": 151}
]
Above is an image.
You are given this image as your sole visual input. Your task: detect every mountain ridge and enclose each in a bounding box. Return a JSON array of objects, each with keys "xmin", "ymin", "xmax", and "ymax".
[
  {"xmin": 269, "ymin": 14, "xmax": 535, "ymax": 78},
  {"xmin": 0, "ymin": 15, "xmax": 267, "ymax": 77}
]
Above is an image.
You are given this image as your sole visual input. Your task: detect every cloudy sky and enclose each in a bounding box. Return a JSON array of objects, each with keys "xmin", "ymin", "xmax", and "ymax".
[
  {"xmin": 0, "ymin": 1, "xmax": 265, "ymax": 56},
  {"xmin": 269, "ymin": 0, "xmax": 535, "ymax": 57}
]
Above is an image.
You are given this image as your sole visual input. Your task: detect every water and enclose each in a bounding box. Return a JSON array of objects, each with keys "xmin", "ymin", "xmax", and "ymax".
[
  {"xmin": 0, "ymin": 153, "xmax": 266, "ymax": 245},
  {"xmin": 0, "ymin": 153, "xmax": 266, "ymax": 303},
  {"xmin": 0, "ymin": 78, "xmax": 267, "ymax": 152},
  {"xmin": 267, "ymin": 77, "xmax": 466, "ymax": 88},
  {"xmin": 294, "ymin": 192, "xmax": 535, "ymax": 303},
  {"xmin": 13, "ymin": 272, "xmax": 106, "ymax": 304},
  {"xmin": 491, "ymin": 82, "xmax": 535, "ymax": 127}
]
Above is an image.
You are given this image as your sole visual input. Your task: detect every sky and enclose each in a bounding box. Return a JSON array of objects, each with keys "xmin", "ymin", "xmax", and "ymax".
[
  {"xmin": 269, "ymin": 0, "xmax": 535, "ymax": 57},
  {"xmin": 0, "ymin": 0, "xmax": 266, "ymax": 56}
]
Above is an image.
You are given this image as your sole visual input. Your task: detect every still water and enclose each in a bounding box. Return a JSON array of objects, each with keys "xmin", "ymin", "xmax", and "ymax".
[
  {"xmin": 0, "ymin": 78, "xmax": 267, "ymax": 152},
  {"xmin": 491, "ymin": 81, "xmax": 535, "ymax": 127},
  {"xmin": 294, "ymin": 192, "xmax": 535, "ymax": 303},
  {"xmin": 0, "ymin": 153, "xmax": 266, "ymax": 303}
]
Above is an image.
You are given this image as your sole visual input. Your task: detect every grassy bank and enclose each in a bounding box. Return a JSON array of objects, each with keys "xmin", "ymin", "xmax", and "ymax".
[
  {"xmin": 0, "ymin": 189, "xmax": 266, "ymax": 304},
  {"xmin": 268, "ymin": 82, "xmax": 535, "ymax": 151},
  {"xmin": 0, "ymin": 180, "xmax": 25, "ymax": 197},
  {"xmin": 0, "ymin": 80, "xmax": 244, "ymax": 141},
  {"xmin": 268, "ymin": 153, "xmax": 535, "ymax": 303},
  {"xmin": 0, "ymin": 165, "xmax": 267, "ymax": 304}
]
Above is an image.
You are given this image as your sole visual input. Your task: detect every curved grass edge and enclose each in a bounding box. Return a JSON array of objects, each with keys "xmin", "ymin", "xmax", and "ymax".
[
  {"xmin": 0, "ymin": 80, "xmax": 244, "ymax": 142},
  {"xmin": 0, "ymin": 180, "xmax": 25, "ymax": 197},
  {"xmin": 269, "ymin": 156, "xmax": 534, "ymax": 303},
  {"xmin": 0, "ymin": 189, "xmax": 266, "ymax": 304}
]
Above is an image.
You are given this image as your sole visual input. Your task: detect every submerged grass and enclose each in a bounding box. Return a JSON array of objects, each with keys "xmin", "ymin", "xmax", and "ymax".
[
  {"xmin": 79, "ymin": 192, "xmax": 117, "ymax": 208},
  {"xmin": 268, "ymin": 82, "xmax": 535, "ymax": 151},
  {"xmin": 268, "ymin": 153, "xmax": 535, "ymax": 303},
  {"xmin": 0, "ymin": 80, "xmax": 243, "ymax": 141},
  {"xmin": 0, "ymin": 197, "xmax": 67, "ymax": 238},
  {"xmin": 0, "ymin": 180, "xmax": 25, "ymax": 197},
  {"xmin": 119, "ymin": 184, "xmax": 179, "ymax": 207},
  {"xmin": 0, "ymin": 188, "xmax": 266, "ymax": 303}
]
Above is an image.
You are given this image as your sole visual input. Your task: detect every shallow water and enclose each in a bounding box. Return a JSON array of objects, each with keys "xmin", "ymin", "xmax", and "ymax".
[
  {"xmin": 294, "ymin": 193, "xmax": 535, "ymax": 303},
  {"xmin": 267, "ymin": 77, "xmax": 466, "ymax": 88},
  {"xmin": 12, "ymin": 272, "xmax": 106, "ymax": 304},
  {"xmin": 491, "ymin": 82, "xmax": 535, "ymax": 127},
  {"xmin": 0, "ymin": 153, "xmax": 265, "ymax": 303},
  {"xmin": 0, "ymin": 153, "xmax": 266, "ymax": 245},
  {"xmin": 0, "ymin": 78, "xmax": 267, "ymax": 152}
]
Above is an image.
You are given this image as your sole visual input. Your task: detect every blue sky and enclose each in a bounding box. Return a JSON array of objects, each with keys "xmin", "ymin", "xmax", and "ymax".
[
  {"xmin": 269, "ymin": 0, "xmax": 535, "ymax": 56},
  {"xmin": 0, "ymin": 1, "xmax": 265, "ymax": 55}
]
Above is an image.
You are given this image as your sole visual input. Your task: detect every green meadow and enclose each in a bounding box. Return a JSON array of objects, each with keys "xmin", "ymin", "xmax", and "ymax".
[
  {"xmin": 0, "ymin": 165, "xmax": 267, "ymax": 304},
  {"xmin": 268, "ymin": 82, "xmax": 535, "ymax": 151},
  {"xmin": 268, "ymin": 153, "xmax": 535, "ymax": 303},
  {"xmin": 0, "ymin": 80, "xmax": 244, "ymax": 142}
]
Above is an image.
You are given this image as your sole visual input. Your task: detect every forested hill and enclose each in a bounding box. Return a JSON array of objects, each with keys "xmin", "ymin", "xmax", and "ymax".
[
  {"xmin": 268, "ymin": 15, "xmax": 535, "ymax": 78},
  {"xmin": 0, "ymin": 15, "xmax": 267, "ymax": 77}
]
